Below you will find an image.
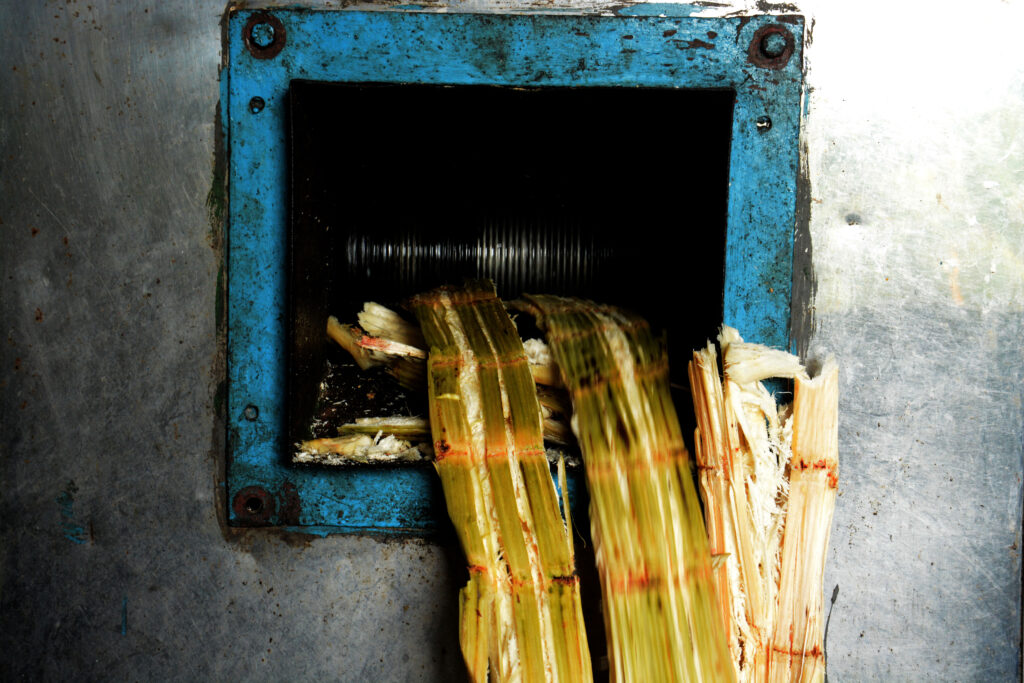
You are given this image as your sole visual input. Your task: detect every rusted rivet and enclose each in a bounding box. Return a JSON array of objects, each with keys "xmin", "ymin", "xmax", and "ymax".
[
  {"xmin": 244, "ymin": 12, "xmax": 286, "ymax": 60},
  {"xmin": 232, "ymin": 486, "xmax": 275, "ymax": 525},
  {"xmin": 249, "ymin": 96, "xmax": 265, "ymax": 114},
  {"xmin": 748, "ymin": 24, "xmax": 794, "ymax": 70},
  {"xmin": 756, "ymin": 115, "xmax": 772, "ymax": 131},
  {"xmin": 760, "ymin": 32, "xmax": 787, "ymax": 59},
  {"xmin": 251, "ymin": 22, "xmax": 275, "ymax": 48},
  {"xmin": 244, "ymin": 404, "xmax": 259, "ymax": 421}
]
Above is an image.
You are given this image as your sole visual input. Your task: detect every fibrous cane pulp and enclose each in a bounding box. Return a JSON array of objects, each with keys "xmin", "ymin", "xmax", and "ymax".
[
  {"xmin": 522, "ymin": 295, "xmax": 735, "ymax": 683},
  {"xmin": 411, "ymin": 282, "xmax": 591, "ymax": 683},
  {"xmin": 689, "ymin": 327, "xmax": 838, "ymax": 683}
]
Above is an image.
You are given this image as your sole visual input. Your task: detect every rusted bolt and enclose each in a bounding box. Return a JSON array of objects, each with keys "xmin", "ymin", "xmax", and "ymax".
[
  {"xmin": 760, "ymin": 32, "xmax": 787, "ymax": 59},
  {"xmin": 748, "ymin": 24, "xmax": 794, "ymax": 70},
  {"xmin": 251, "ymin": 23, "xmax": 275, "ymax": 49},
  {"xmin": 232, "ymin": 486, "xmax": 275, "ymax": 525},
  {"xmin": 756, "ymin": 115, "xmax": 772, "ymax": 131},
  {"xmin": 243, "ymin": 404, "xmax": 259, "ymax": 421},
  {"xmin": 244, "ymin": 13, "xmax": 286, "ymax": 60},
  {"xmin": 248, "ymin": 97, "xmax": 265, "ymax": 114}
]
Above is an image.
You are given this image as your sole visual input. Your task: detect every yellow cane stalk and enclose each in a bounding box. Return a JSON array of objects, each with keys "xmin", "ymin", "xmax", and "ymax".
[
  {"xmin": 411, "ymin": 282, "xmax": 591, "ymax": 683},
  {"xmin": 689, "ymin": 327, "xmax": 838, "ymax": 683},
  {"xmin": 522, "ymin": 295, "xmax": 735, "ymax": 683},
  {"xmin": 769, "ymin": 360, "xmax": 838, "ymax": 683}
]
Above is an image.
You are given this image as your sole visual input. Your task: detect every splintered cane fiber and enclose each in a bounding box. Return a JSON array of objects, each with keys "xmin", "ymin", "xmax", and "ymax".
[
  {"xmin": 522, "ymin": 295, "xmax": 734, "ymax": 683},
  {"xmin": 411, "ymin": 282, "xmax": 591, "ymax": 683}
]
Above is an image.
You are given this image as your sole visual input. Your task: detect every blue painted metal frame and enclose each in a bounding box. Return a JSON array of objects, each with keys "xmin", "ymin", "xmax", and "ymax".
[{"xmin": 225, "ymin": 7, "xmax": 804, "ymax": 533}]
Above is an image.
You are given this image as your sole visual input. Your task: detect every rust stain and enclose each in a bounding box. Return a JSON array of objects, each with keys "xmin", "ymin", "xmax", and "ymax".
[
  {"xmin": 34, "ymin": 308, "xmax": 43, "ymax": 322},
  {"xmin": 278, "ymin": 481, "xmax": 302, "ymax": 526},
  {"xmin": 232, "ymin": 486, "xmax": 274, "ymax": 526},
  {"xmin": 735, "ymin": 16, "xmax": 752, "ymax": 43},
  {"xmin": 748, "ymin": 24, "xmax": 795, "ymax": 70},
  {"xmin": 674, "ymin": 38, "xmax": 715, "ymax": 51}
]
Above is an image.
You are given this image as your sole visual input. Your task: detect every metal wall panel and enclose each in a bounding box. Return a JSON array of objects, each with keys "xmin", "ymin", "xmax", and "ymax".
[{"xmin": 1, "ymin": 0, "xmax": 1020, "ymax": 681}]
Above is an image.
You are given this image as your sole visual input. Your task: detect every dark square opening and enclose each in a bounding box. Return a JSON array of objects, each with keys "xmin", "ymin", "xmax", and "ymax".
[{"xmin": 287, "ymin": 79, "xmax": 734, "ymax": 448}]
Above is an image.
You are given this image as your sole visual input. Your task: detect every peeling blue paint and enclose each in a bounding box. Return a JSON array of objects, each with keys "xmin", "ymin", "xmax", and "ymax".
[{"xmin": 225, "ymin": 9, "xmax": 803, "ymax": 533}]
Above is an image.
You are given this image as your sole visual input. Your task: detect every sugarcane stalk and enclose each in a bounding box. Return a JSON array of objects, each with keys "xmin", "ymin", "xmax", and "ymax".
[
  {"xmin": 689, "ymin": 327, "xmax": 837, "ymax": 683},
  {"xmin": 327, "ymin": 312, "xmax": 427, "ymax": 390},
  {"xmin": 337, "ymin": 416, "xmax": 430, "ymax": 439},
  {"xmin": 295, "ymin": 432, "xmax": 429, "ymax": 465},
  {"xmin": 688, "ymin": 343, "xmax": 744, "ymax": 669},
  {"xmin": 358, "ymin": 301, "xmax": 426, "ymax": 348},
  {"xmin": 412, "ymin": 282, "xmax": 591, "ymax": 683},
  {"xmin": 524, "ymin": 337, "xmax": 564, "ymax": 388},
  {"xmin": 331, "ymin": 309, "xmax": 568, "ymax": 396},
  {"xmin": 769, "ymin": 360, "xmax": 838, "ymax": 683},
  {"xmin": 690, "ymin": 337, "xmax": 792, "ymax": 681},
  {"xmin": 326, "ymin": 316, "xmax": 376, "ymax": 371},
  {"xmin": 522, "ymin": 295, "xmax": 735, "ymax": 683},
  {"xmin": 537, "ymin": 386, "xmax": 574, "ymax": 447}
]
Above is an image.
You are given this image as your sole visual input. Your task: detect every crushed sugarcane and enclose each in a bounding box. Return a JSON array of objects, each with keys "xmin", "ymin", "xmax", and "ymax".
[
  {"xmin": 326, "ymin": 305, "xmax": 580, "ymax": 453},
  {"xmin": 536, "ymin": 385, "xmax": 575, "ymax": 447},
  {"xmin": 524, "ymin": 337, "xmax": 564, "ymax": 388},
  {"xmin": 297, "ymin": 412, "xmax": 581, "ymax": 469},
  {"xmin": 316, "ymin": 291, "xmax": 840, "ymax": 683},
  {"xmin": 330, "ymin": 306, "xmax": 569, "ymax": 396},
  {"xmin": 769, "ymin": 358, "xmax": 838, "ymax": 683},
  {"xmin": 411, "ymin": 282, "xmax": 592, "ymax": 683},
  {"xmin": 327, "ymin": 311, "xmax": 427, "ymax": 390},
  {"xmin": 520, "ymin": 295, "xmax": 735, "ymax": 683},
  {"xmin": 295, "ymin": 416, "xmax": 433, "ymax": 465},
  {"xmin": 357, "ymin": 301, "xmax": 426, "ymax": 348},
  {"xmin": 337, "ymin": 416, "xmax": 430, "ymax": 440},
  {"xmin": 295, "ymin": 432, "xmax": 430, "ymax": 465},
  {"xmin": 688, "ymin": 327, "xmax": 838, "ymax": 683}
]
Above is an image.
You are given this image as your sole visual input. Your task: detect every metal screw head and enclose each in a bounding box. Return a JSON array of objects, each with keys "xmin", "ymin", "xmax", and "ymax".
[
  {"xmin": 248, "ymin": 97, "xmax": 265, "ymax": 114},
  {"xmin": 232, "ymin": 486, "xmax": 274, "ymax": 525},
  {"xmin": 748, "ymin": 24, "xmax": 795, "ymax": 70},
  {"xmin": 760, "ymin": 32, "xmax": 788, "ymax": 59},
  {"xmin": 756, "ymin": 115, "xmax": 772, "ymax": 131},
  {"xmin": 250, "ymin": 22, "xmax": 275, "ymax": 49},
  {"xmin": 243, "ymin": 12, "xmax": 286, "ymax": 60},
  {"xmin": 243, "ymin": 404, "xmax": 259, "ymax": 421}
]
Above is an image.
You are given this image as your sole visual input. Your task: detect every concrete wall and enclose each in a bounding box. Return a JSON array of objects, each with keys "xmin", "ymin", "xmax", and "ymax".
[{"xmin": 2, "ymin": 0, "xmax": 1020, "ymax": 680}]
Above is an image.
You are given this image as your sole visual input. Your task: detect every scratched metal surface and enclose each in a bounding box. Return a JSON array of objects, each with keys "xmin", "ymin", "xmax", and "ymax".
[
  {"xmin": 0, "ymin": 2, "xmax": 461, "ymax": 680},
  {"xmin": 1, "ymin": 1, "xmax": 1021, "ymax": 682},
  {"xmin": 796, "ymin": 2, "xmax": 1024, "ymax": 679}
]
